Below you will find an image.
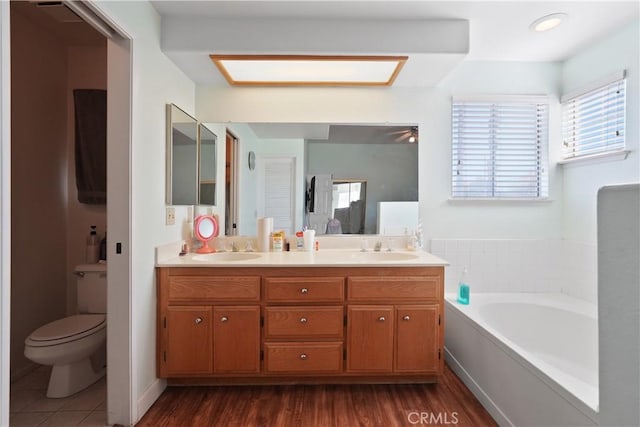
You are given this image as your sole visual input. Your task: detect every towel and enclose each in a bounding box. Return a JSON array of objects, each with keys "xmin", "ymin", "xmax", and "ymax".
[{"xmin": 74, "ymin": 89, "xmax": 106, "ymax": 204}]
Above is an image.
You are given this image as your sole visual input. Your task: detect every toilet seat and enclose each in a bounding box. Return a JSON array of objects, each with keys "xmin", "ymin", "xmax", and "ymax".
[{"xmin": 25, "ymin": 314, "xmax": 106, "ymax": 347}]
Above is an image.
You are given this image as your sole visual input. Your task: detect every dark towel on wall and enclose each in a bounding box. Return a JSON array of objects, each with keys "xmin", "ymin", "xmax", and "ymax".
[{"xmin": 74, "ymin": 89, "xmax": 107, "ymax": 204}]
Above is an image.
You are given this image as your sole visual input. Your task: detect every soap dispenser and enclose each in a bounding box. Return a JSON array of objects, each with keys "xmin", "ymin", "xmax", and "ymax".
[{"xmin": 457, "ymin": 267, "xmax": 470, "ymax": 305}]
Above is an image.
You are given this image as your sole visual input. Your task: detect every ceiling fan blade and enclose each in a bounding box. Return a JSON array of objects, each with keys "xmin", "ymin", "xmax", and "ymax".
[{"xmin": 394, "ymin": 133, "xmax": 410, "ymax": 143}]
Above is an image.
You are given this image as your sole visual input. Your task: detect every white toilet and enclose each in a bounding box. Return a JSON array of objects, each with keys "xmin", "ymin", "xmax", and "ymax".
[{"xmin": 24, "ymin": 263, "xmax": 107, "ymax": 398}]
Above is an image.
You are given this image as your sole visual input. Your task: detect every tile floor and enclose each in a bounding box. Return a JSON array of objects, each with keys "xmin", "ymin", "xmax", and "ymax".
[{"xmin": 10, "ymin": 366, "xmax": 107, "ymax": 427}]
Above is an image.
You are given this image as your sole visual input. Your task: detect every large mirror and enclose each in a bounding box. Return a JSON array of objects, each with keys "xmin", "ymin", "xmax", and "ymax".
[
  {"xmin": 199, "ymin": 123, "xmax": 217, "ymax": 205},
  {"xmin": 166, "ymin": 104, "xmax": 198, "ymax": 205},
  {"xmin": 218, "ymin": 123, "xmax": 418, "ymax": 235}
]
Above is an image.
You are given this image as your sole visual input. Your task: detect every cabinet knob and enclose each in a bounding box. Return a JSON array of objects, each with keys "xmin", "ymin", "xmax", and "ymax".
[
  {"xmin": 378, "ymin": 316, "xmax": 386, "ymax": 322},
  {"xmin": 300, "ymin": 288, "xmax": 309, "ymax": 294},
  {"xmin": 299, "ymin": 317, "xmax": 308, "ymax": 324},
  {"xmin": 220, "ymin": 316, "xmax": 228, "ymax": 322},
  {"xmin": 300, "ymin": 353, "xmax": 308, "ymax": 360},
  {"xmin": 195, "ymin": 317, "xmax": 203, "ymax": 324},
  {"xmin": 403, "ymin": 315, "xmax": 411, "ymax": 321}
]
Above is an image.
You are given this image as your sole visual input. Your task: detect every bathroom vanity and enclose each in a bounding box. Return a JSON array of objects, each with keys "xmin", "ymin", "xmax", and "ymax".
[{"xmin": 155, "ymin": 250, "xmax": 446, "ymax": 384}]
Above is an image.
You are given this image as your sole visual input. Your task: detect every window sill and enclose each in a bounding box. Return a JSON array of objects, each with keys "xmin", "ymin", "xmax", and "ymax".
[
  {"xmin": 558, "ymin": 150, "xmax": 631, "ymax": 167},
  {"xmin": 448, "ymin": 198, "xmax": 552, "ymax": 203}
]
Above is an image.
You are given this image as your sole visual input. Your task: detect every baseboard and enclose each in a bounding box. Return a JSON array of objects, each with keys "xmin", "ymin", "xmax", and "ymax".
[
  {"xmin": 444, "ymin": 347, "xmax": 513, "ymax": 427},
  {"xmin": 137, "ymin": 378, "xmax": 166, "ymax": 422}
]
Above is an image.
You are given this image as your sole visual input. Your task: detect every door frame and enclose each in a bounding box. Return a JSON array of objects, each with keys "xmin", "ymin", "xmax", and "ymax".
[
  {"xmin": 0, "ymin": 3, "xmax": 12, "ymax": 425},
  {"xmin": 0, "ymin": 2, "xmax": 134, "ymax": 425}
]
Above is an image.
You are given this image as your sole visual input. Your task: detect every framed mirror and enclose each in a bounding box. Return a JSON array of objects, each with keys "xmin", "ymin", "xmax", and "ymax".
[
  {"xmin": 166, "ymin": 104, "xmax": 198, "ymax": 205},
  {"xmin": 198, "ymin": 123, "xmax": 217, "ymax": 205}
]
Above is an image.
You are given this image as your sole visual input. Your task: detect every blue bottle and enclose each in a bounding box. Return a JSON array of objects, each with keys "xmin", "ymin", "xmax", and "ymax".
[{"xmin": 457, "ymin": 267, "xmax": 470, "ymax": 305}]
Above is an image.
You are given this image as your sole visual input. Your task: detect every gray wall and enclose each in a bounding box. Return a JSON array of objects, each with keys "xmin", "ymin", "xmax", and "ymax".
[{"xmin": 306, "ymin": 142, "xmax": 418, "ymax": 234}]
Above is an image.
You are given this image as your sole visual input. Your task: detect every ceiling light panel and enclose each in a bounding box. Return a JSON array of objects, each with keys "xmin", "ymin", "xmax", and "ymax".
[{"xmin": 210, "ymin": 55, "xmax": 408, "ymax": 87}]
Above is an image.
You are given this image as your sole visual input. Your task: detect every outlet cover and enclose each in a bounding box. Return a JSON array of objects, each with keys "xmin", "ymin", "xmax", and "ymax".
[{"xmin": 166, "ymin": 207, "xmax": 176, "ymax": 225}]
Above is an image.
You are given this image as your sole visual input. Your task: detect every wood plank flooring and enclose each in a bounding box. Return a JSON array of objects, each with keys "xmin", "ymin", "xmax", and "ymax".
[{"xmin": 138, "ymin": 364, "xmax": 496, "ymax": 426}]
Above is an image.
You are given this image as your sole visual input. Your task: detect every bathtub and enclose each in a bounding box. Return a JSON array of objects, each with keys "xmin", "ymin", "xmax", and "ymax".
[{"xmin": 445, "ymin": 293, "xmax": 599, "ymax": 426}]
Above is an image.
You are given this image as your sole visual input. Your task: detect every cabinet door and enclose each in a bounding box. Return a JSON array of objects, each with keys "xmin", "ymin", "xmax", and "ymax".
[
  {"xmin": 165, "ymin": 306, "xmax": 213, "ymax": 376},
  {"xmin": 347, "ymin": 305, "xmax": 394, "ymax": 372},
  {"xmin": 395, "ymin": 305, "xmax": 439, "ymax": 373},
  {"xmin": 213, "ymin": 306, "xmax": 261, "ymax": 373}
]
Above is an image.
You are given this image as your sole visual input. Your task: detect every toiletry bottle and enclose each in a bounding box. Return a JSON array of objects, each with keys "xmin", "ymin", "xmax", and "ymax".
[
  {"xmin": 99, "ymin": 231, "xmax": 107, "ymax": 261},
  {"xmin": 457, "ymin": 267, "xmax": 470, "ymax": 305},
  {"xmin": 86, "ymin": 225, "xmax": 99, "ymax": 263}
]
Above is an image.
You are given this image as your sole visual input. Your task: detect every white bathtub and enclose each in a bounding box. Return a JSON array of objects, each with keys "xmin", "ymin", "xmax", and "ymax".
[{"xmin": 445, "ymin": 293, "xmax": 599, "ymax": 426}]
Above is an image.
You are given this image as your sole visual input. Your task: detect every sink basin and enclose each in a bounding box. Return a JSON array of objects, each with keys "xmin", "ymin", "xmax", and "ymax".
[
  {"xmin": 351, "ymin": 252, "xmax": 419, "ymax": 262},
  {"xmin": 192, "ymin": 252, "xmax": 262, "ymax": 262}
]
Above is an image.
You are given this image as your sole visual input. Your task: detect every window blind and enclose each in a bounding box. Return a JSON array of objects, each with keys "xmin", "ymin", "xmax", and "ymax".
[
  {"xmin": 452, "ymin": 99, "xmax": 549, "ymax": 199},
  {"xmin": 561, "ymin": 77, "xmax": 626, "ymax": 159}
]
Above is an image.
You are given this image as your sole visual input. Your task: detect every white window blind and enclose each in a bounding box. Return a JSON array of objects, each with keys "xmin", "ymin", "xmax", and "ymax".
[
  {"xmin": 562, "ymin": 75, "xmax": 626, "ymax": 159},
  {"xmin": 452, "ymin": 98, "xmax": 549, "ymax": 199}
]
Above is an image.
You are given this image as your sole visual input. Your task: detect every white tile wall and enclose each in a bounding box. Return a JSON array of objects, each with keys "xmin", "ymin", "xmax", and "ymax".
[{"xmin": 430, "ymin": 238, "xmax": 596, "ymax": 302}]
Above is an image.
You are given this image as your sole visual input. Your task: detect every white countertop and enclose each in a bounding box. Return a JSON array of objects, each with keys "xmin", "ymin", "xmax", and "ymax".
[{"xmin": 156, "ymin": 249, "xmax": 448, "ymax": 268}]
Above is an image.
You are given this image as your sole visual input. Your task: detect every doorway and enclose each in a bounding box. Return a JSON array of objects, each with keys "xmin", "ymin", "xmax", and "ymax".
[
  {"xmin": 225, "ymin": 131, "xmax": 239, "ymax": 236},
  {"xmin": 2, "ymin": 1, "xmax": 132, "ymax": 425}
]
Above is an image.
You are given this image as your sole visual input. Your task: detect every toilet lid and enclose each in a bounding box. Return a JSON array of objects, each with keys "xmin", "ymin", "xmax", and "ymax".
[{"xmin": 29, "ymin": 314, "xmax": 106, "ymax": 342}]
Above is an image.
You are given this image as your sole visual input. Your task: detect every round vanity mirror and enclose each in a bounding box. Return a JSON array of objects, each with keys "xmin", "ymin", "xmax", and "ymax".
[{"xmin": 194, "ymin": 214, "xmax": 219, "ymax": 253}]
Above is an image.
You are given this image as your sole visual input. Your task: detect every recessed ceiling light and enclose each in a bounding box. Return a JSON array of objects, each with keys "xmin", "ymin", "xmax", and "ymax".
[
  {"xmin": 209, "ymin": 55, "xmax": 408, "ymax": 87},
  {"xmin": 530, "ymin": 13, "xmax": 568, "ymax": 32}
]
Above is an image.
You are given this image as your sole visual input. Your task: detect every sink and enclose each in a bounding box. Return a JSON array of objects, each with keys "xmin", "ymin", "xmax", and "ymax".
[
  {"xmin": 351, "ymin": 252, "xmax": 419, "ymax": 262},
  {"xmin": 192, "ymin": 252, "xmax": 262, "ymax": 262}
]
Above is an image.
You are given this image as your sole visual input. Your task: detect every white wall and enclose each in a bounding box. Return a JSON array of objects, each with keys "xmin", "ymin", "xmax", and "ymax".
[
  {"xmin": 197, "ymin": 61, "xmax": 564, "ymax": 241},
  {"xmin": 561, "ymin": 21, "xmax": 640, "ymax": 245},
  {"xmin": 92, "ymin": 1, "xmax": 196, "ymax": 423},
  {"xmin": 66, "ymin": 45, "xmax": 107, "ymax": 316},
  {"xmin": 10, "ymin": 9, "xmax": 69, "ymax": 378}
]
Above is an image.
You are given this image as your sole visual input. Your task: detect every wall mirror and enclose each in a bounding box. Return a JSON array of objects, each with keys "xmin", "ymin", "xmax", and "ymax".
[
  {"xmin": 199, "ymin": 123, "xmax": 217, "ymax": 205},
  {"xmin": 216, "ymin": 122, "xmax": 418, "ymax": 235},
  {"xmin": 166, "ymin": 104, "xmax": 198, "ymax": 205}
]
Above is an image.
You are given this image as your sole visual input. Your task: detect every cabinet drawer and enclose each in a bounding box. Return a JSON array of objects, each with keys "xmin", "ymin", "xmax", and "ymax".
[
  {"xmin": 347, "ymin": 276, "xmax": 440, "ymax": 301},
  {"xmin": 264, "ymin": 306, "xmax": 344, "ymax": 339},
  {"xmin": 168, "ymin": 276, "xmax": 260, "ymax": 302},
  {"xmin": 264, "ymin": 342, "xmax": 343, "ymax": 373},
  {"xmin": 265, "ymin": 277, "xmax": 344, "ymax": 302}
]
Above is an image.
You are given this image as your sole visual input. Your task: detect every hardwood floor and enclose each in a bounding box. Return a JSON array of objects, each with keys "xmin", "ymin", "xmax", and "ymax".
[{"xmin": 138, "ymin": 364, "xmax": 495, "ymax": 426}]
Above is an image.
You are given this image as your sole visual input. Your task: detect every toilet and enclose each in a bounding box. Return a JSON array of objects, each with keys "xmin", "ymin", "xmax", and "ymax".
[{"xmin": 24, "ymin": 263, "xmax": 107, "ymax": 398}]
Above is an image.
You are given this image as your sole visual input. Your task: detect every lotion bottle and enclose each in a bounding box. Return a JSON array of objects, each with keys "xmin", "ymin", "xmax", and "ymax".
[
  {"xmin": 457, "ymin": 267, "xmax": 470, "ymax": 305},
  {"xmin": 86, "ymin": 225, "xmax": 99, "ymax": 263}
]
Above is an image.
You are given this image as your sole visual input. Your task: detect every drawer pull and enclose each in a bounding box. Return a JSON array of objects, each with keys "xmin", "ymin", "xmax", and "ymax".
[
  {"xmin": 403, "ymin": 315, "xmax": 411, "ymax": 321},
  {"xmin": 299, "ymin": 317, "xmax": 308, "ymax": 324},
  {"xmin": 378, "ymin": 316, "xmax": 386, "ymax": 322},
  {"xmin": 220, "ymin": 316, "xmax": 229, "ymax": 322},
  {"xmin": 300, "ymin": 353, "xmax": 308, "ymax": 360},
  {"xmin": 300, "ymin": 288, "xmax": 309, "ymax": 294},
  {"xmin": 195, "ymin": 317, "xmax": 203, "ymax": 324}
]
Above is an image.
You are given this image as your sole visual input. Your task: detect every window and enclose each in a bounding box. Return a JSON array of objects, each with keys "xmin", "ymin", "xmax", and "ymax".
[
  {"xmin": 561, "ymin": 72, "xmax": 626, "ymax": 160},
  {"xmin": 451, "ymin": 97, "xmax": 549, "ymax": 199}
]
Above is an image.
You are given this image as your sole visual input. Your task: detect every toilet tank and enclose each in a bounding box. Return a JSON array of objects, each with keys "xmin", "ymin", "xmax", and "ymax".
[{"xmin": 75, "ymin": 263, "xmax": 107, "ymax": 314}]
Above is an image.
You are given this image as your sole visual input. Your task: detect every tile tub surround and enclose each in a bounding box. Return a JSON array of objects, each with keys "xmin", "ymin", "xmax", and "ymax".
[
  {"xmin": 10, "ymin": 366, "xmax": 107, "ymax": 427},
  {"xmin": 430, "ymin": 239, "xmax": 597, "ymax": 302}
]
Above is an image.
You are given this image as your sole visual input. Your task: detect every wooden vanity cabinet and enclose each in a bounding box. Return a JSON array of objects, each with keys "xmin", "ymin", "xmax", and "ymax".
[
  {"xmin": 157, "ymin": 269, "xmax": 261, "ymax": 377},
  {"xmin": 157, "ymin": 266, "xmax": 444, "ymax": 383},
  {"xmin": 346, "ymin": 276, "xmax": 442, "ymax": 374}
]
